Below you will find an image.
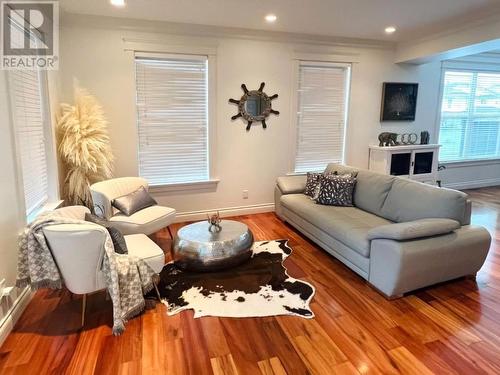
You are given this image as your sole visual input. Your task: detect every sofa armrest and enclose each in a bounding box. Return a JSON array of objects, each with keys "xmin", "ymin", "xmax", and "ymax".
[
  {"xmin": 369, "ymin": 225, "xmax": 491, "ymax": 297},
  {"xmin": 367, "ymin": 218, "xmax": 461, "ymax": 241},
  {"xmin": 276, "ymin": 175, "xmax": 307, "ymax": 195}
]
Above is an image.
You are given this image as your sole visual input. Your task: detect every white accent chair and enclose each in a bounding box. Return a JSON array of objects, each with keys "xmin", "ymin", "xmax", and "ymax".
[
  {"xmin": 42, "ymin": 206, "xmax": 165, "ymax": 326},
  {"xmin": 90, "ymin": 177, "xmax": 176, "ymax": 236}
]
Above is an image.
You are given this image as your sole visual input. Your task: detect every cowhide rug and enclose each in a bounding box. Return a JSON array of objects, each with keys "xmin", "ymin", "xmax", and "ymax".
[{"xmin": 155, "ymin": 240, "xmax": 315, "ymax": 319}]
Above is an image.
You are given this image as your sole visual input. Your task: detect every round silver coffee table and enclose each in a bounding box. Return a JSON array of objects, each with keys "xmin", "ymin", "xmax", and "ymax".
[{"xmin": 172, "ymin": 220, "xmax": 254, "ymax": 272}]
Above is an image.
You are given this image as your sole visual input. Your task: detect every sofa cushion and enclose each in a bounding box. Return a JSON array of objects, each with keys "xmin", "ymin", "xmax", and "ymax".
[
  {"xmin": 381, "ymin": 178, "xmax": 468, "ymax": 224},
  {"xmin": 367, "ymin": 218, "xmax": 461, "ymax": 241},
  {"xmin": 280, "ymin": 194, "xmax": 391, "ymax": 257},
  {"xmin": 324, "ymin": 163, "xmax": 359, "ymax": 177},
  {"xmin": 353, "ymin": 170, "xmax": 395, "ymax": 216},
  {"xmin": 125, "ymin": 234, "xmax": 165, "ymax": 273}
]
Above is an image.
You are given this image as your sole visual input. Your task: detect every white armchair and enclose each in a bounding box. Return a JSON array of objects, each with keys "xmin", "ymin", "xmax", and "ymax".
[
  {"xmin": 42, "ymin": 206, "xmax": 165, "ymax": 326},
  {"xmin": 90, "ymin": 177, "xmax": 176, "ymax": 236}
]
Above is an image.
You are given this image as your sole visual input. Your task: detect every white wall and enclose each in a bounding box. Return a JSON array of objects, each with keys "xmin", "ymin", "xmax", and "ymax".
[
  {"xmin": 0, "ymin": 68, "xmax": 59, "ymax": 339},
  {"xmin": 58, "ymin": 15, "xmax": 497, "ymax": 218},
  {"xmin": 442, "ymin": 161, "xmax": 500, "ymax": 189},
  {"xmin": 0, "ymin": 72, "xmax": 31, "ymax": 333},
  {"xmin": 0, "ymin": 72, "xmax": 24, "ymax": 289}
]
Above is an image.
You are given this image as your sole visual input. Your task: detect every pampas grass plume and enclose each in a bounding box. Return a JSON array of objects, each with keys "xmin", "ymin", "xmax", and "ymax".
[{"xmin": 58, "ymin": 87, "xmax": 114, "ymax": 208}]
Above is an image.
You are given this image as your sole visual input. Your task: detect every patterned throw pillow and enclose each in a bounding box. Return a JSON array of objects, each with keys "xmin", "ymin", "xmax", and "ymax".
[
  {"xmin": 304, "ymin": 172, "xmax": 322, "ymax": 198},
  {"xmin": 316, "ymin": 174, "xmax": 356, "ymax": 206},
  {"xmin": 304, "ymin": 171, "xmax": 338, "ymax": 200}
]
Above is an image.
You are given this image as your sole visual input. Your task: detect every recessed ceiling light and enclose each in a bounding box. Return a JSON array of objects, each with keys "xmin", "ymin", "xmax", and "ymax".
[
  {"xmin": 385, "ymin": 26, "xmax": 396, "ymax": 34},
  {"xmin": 265, "ymin": 14, "xmax": 277, "ymax": 23},
  {"xmin": 110, "ymin": 0, "xmax": 126, "ymax": 7}
]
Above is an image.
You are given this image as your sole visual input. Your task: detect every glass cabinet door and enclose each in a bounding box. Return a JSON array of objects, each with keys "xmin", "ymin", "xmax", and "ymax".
[
  {"xmin": 413, "ymin": 152, "xmax": 434, "ymax": 175},
  {"xmin": 390, "ymin": 153, "xmax": 412, "ymax": 176}
]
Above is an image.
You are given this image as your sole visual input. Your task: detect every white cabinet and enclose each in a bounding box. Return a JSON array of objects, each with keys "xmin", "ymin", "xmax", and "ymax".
[{"xmin": 368, "ymin": 144, "xmax": 441, "ymax": 184}]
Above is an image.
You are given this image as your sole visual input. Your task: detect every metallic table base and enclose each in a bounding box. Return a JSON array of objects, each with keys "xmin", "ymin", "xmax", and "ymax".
[{"xmin": 173, "ymin": 220, "xmax": 254, "ymax": 272}]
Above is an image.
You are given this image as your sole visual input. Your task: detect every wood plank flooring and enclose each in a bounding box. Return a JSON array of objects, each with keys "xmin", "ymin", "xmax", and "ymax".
[{"xmin": 1, "ymin": 186, "xmax": 499, "ymax": 374}]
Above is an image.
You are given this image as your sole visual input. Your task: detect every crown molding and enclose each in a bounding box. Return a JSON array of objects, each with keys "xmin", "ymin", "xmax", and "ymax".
[
  {"xmin": 397, "ymin": 7, "xmax": 500, "ymax": 47},
  {"xmin": 395, "ymin": 9, "xmax": 500, "ymax": 64},
  {"xmin": 60, "ymin": 12, "xmax": 395, "ymax": 50}
]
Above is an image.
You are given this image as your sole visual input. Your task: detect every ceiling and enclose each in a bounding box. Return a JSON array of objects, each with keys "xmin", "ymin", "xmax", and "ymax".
[{"xmin": 59, "ymin": 0, "xmax": 500, "ymax": 42}]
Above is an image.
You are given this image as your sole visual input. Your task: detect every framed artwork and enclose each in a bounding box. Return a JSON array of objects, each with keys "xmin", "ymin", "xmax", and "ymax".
[{"xmin": 380, "ymin": 82, "xmax": 418, "ymax": 121}]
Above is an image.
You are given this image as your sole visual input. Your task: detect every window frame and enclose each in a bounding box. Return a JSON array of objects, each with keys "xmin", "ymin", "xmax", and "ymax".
[
  {"xmin": 436, "ymin": 67, "xmax": 500, "ymax": 164},
  {"xmin": 5, "ymin": 12, "xmax": 61, "ymax": 223},
  {"xmin": 288, "ymin": 60, "xmax": 352, "ymax": 174},
  {"xmin": 133, "ymin": 51, "xmax": 218, "ymax": 192}
]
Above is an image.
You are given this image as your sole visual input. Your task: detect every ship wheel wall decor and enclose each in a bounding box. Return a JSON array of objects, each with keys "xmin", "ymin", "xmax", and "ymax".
[{"xmin": 229, "ymin": 82, "xmax": 279, "ymax": 131}]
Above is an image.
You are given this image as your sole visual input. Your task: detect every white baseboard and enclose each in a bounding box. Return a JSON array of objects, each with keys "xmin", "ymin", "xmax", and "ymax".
[
  {"xmin": 443, "ymin": 177, "xmax": 500, "ymax": 190},
  {"xmin": 0, "ymin": 286, "xmax": 33, "ymax": 347},
  {"xmin": 174, "ymin": 203, "xmax": 275, "ymax": 222}
]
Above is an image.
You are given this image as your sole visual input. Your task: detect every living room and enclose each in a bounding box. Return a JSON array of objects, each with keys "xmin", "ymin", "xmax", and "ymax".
[{"xmin": 1, "ymin": 0, "xmax": 499, "ymax": 374}]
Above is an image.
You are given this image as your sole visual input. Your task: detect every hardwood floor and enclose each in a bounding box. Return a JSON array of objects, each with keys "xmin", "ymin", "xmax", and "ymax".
[{"xmin": 1, "ymin": 186, "xmax": 500, "ymax": 374}]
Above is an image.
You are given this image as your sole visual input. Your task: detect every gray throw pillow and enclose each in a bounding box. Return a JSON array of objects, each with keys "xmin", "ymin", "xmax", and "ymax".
[
  {"xmin": 85, "ymin": 213, "xmax": 128, "ymax": 254},
  {"xmin": 111, "ymin": 186, "xmax": 157, "ymax": 216},
  {"xmin": 316, "ymin": 174, "xmax": 356, "ymax": 206}
]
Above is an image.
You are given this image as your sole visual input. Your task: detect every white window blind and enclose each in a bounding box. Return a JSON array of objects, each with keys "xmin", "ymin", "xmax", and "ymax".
[
  {"xmin": 8, "ymin": 69, "xmax": 49, "ymax": 216},
  {"xmin": 294, "ymin": 62, "xmax": 350, "ymax": 173},
  {"xmin": 438, "ymin": 69, "xmax": 500, "ymax": 162},
  {"xmin": 135, "ymin": 55, "xmax": 209, "ymax": 185}
]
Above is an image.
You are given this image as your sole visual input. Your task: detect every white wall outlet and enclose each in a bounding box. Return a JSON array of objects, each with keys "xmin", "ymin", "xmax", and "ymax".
[
  {"xmin": 242, "ymin": 190, "xmax": 249, "ymax": 199},
  {"xmin": 2, "ymin": 286, "xmax": 13, "ymax": 298}
]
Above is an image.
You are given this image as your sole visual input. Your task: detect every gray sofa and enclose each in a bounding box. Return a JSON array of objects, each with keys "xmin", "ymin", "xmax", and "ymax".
[{"xmin": 274, "ymin": 164, "xmax": 491, "ymax": 298}]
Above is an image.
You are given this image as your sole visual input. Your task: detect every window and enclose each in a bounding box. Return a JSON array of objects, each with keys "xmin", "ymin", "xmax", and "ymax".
[
  {"xmin": 8, "ymin": 69, "xmax": 50, "ymax": 217},
  {"xmin": 293, "ymin": 62, "xmax": 351, "ymax": 173},
  {"xmin": 135, "ymin": 54, "xmax": 210, "ymax": 185},
  {"xmin": 438, "ymin": 69, "xmax": 500, "ymax": 162},
  {"xmin": 6, "ymin": 11, "xmax": 57, "ymax": 219}
]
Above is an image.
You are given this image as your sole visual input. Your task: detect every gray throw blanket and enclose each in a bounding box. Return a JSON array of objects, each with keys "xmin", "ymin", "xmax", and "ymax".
[{"xmin": 16, "ymin": 212, "xmax": 157, "ymax": 335}]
